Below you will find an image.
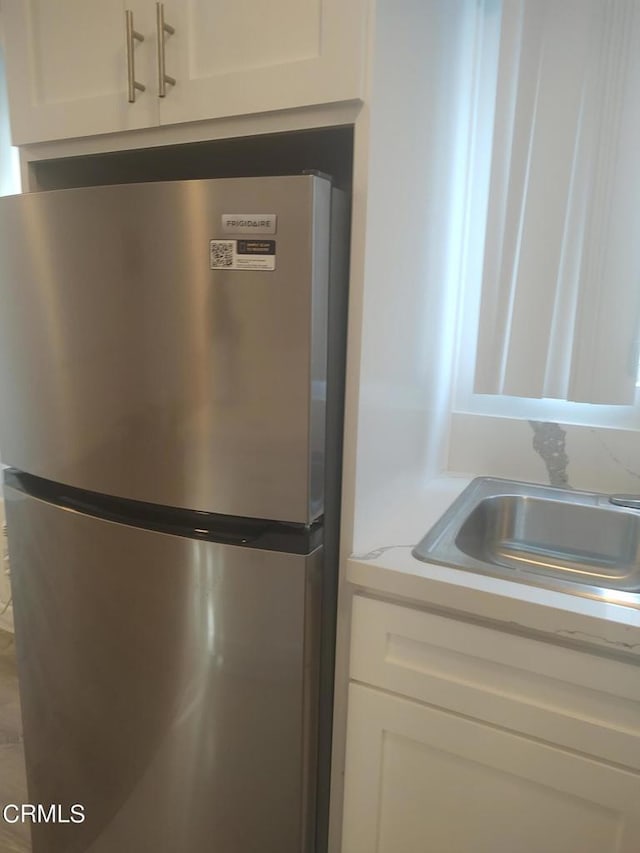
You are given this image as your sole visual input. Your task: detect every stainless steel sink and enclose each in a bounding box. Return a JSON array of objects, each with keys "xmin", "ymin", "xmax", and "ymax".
[{"xmin": 413, "ymin": 478, "xmax": 640, "ymax": 608}]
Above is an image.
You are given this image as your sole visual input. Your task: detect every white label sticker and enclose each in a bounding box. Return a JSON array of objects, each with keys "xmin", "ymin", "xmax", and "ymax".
[
  {"xmin": 210, "ymin": 239, "xmax": 276, "ymax": 271},
  {"xmin": 221, "ymin": 214, "xmax": 277, "ymax": 234}
]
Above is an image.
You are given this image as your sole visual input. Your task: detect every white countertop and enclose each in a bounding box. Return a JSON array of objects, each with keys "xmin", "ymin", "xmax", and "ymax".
[{"xmin": 346, "ymin": 475, "xmax": 640, "ymax": 659}]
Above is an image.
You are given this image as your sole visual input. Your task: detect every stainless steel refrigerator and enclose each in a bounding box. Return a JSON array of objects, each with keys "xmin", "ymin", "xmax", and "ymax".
[{"xmin": 0, "ymin": 174, "xmax": 348, "ymax": 853}]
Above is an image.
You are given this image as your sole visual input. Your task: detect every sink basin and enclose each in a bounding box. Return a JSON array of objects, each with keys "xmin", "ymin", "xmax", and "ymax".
[{"xmin": 413, "ymin": 478, "xmax": 640, "ymax": 608}]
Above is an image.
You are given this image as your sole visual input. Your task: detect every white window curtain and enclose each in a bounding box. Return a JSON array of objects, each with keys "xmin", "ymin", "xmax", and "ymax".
[{"xmin": 473, "ymin": 0, "xmax": 640, "ymax": 405}]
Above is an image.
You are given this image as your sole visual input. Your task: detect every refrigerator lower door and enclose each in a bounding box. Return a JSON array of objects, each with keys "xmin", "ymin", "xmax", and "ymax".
[{"xmin": 5, "ymin": 486, "xmax": 321, "ymax": 853}]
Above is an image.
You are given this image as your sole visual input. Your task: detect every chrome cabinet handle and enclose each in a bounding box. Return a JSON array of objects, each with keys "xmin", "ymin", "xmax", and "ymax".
[
  {"xmin": 125, "ymin": 10, "xmax": 146, "ymax": 103},
  {"xmin": 156, "ymin": 2, "xmax": 176, "ymax": 97}
]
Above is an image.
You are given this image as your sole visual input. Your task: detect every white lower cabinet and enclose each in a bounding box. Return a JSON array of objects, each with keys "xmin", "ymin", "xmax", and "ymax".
[
  {"xmin": 341, "ymin": 596, "xmax": 640, "ymax": 852},
  {"xmin": 343, "ymin": 684, "xmax": 640, "ymax": 853}
]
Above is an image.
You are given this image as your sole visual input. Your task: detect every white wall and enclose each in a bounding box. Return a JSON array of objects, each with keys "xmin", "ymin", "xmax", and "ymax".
[
  {"xmin": 449, "ymin": 413, "xmax": 640, "ymax": 494},
  {"xmin": 347, "ymin": 0, "xmax": 473, "ymax": 552}
]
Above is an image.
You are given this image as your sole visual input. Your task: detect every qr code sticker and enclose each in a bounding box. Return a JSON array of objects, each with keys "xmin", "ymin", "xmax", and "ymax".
[{"xmin": 210, "ymin": 240, "xmax": 235, "ymax": 268}]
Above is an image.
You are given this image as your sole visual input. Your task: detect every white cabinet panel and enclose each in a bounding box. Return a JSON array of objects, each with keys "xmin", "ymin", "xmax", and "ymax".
[
  {"xmin": 2, "ymin": 0, "xmax": 159, "ymax": 144},
  {"xmin": 24, "ymin": 0, "xmax": 123, "ymax": 104},
  {"xmin": 350, "ymin": 595, "xmax": 640, "ymax": 770},
  {"xmin": 157, "ymin": 0, "xmax": 367, "ymax": 127},
  {"xmin": 342, "ymin": 683, "xmax": 640, "ymax": 853},
  {"xmin": 184, "ymin": 0, "xmax": 322, "ymax": 77}
]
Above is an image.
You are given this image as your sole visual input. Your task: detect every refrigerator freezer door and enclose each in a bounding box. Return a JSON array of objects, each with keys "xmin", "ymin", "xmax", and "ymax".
[
  {"xmin": 5, "ymin": 485, "xmax": 321, "ymax": 853},
  {"xmin": 0, "ymin": 176, "xmax": 331, "ymax": 523}
]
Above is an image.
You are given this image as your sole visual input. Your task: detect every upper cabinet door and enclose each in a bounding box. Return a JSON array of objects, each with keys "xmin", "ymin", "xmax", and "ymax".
[
  {"xmin": 155, "ymin": 0, "xmax": 368, "ymax": 127},
  {"xmin": 1, "ymin": 0, "xmax": 159, "ymax": 145}
]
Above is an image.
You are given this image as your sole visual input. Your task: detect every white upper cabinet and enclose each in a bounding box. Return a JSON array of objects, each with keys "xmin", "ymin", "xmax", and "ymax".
[
  {"xmin": 0, "ymin": 0, "xmax": 367, "ymax": 145},
  {"xmin": 155, "ymin": 0, "xmax": 367, "ymax": 127},
  {"xmin": 1, "ymin": 1, "xmax": 159, "ymax": 144}
]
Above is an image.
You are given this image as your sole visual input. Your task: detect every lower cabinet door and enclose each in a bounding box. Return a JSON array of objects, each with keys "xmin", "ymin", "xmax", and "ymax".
[{"xmin": 342, "ymin": 684, "xmax": 640, "ymax": 853}]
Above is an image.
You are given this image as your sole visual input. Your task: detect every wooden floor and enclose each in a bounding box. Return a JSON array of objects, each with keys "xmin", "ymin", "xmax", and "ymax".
[{"xmin": 0, "ymin": 629, "xmax": 31, "ymax": 852}]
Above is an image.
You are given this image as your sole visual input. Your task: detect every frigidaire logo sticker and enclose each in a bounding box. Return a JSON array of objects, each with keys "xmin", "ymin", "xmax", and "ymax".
[{"xmin": 221, "ymin": 214, "xmax": 277, "ymax": 234}]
